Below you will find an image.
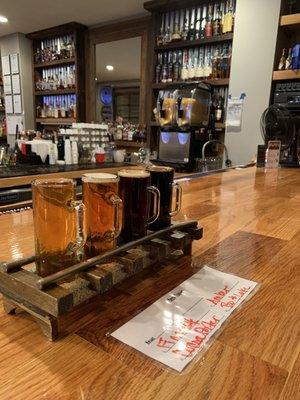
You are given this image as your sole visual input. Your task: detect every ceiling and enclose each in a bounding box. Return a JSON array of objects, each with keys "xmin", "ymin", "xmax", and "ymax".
[
  {"xmin": 96, "ymin": 37, "xmax": 141, "ymax": 82},
  {"xmin": 0, "ymin": 0, "xmax": 147, "ymax": 37}
]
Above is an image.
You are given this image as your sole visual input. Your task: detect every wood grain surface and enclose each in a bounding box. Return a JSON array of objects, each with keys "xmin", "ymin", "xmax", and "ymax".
[{"xmin": 0, "ymin": 166, "xmax": 299, "ymax": 400}]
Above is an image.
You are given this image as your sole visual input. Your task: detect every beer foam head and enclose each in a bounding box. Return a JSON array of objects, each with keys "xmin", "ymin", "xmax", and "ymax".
[
  {"xmin": 82, "ymin": 173, "xmax": 119, "ymax": 183},
  {"xmin": 32, "ymin": 178, "xmax": 75, "ymax": 187},
  {"xmin": 146, "ymin": 165, "xmax": 174, "ymax": 173},
  {"xmin": 118, "ymin": 169, "xmax": 150, "ymax": 178}
]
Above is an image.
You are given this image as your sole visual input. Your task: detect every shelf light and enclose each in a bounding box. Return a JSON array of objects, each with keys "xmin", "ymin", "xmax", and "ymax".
[
  {"xmin": 0, "ymin": 15, "xmax": 8, "ymax": 23},
  {"xmin": 106, "ymin": 65, "xmax": 114, "ymax": 71}
]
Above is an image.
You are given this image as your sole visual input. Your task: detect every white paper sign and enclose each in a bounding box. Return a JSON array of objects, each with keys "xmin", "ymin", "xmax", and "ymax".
[
  {"xmin": 6, "ymin": 115, "xmax": 23, "ymax": 136},
  {"xmin": 13, "ymin": 94, "xmax": 22, "ymax": 114},
  {"xmin": 10, "ymin": 54, "xmax": 19, "ymax": 74},
  {"xmin": 112, "ymin": 266, "xmax": 257, "ymax": 372},
  {"xmin": 3, "ymin": 75, "xmax": 12, "ymax": 94},
  {"xmin": 12, "ymin": 74, "xmax": 21, "ymax": 94},
  {"xmin": 226, "ymin": 98, "xmax": 244, "ymax": 128},
  {"xmin": 5, "ymin": 95, "xmax": 13, "ymax": 114},
  {"xmin": 1, "ymin": 55, "xmax": 10, "ymax": 75}
]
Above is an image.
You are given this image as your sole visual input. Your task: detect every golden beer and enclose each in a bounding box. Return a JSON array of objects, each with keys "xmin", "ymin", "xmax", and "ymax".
[
  {"xmin": 82, "ymin": 173, "xmax": 122, "ymax": 257},
  {"xmin": 32, "ymin": 178, "xmax": 85, "ymax": 277}
]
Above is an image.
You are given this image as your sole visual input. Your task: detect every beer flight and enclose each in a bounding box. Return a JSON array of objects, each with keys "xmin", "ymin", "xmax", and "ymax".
[{"xmin": 32, "ymin": 167, "xmax": 182, "ymax": 277}]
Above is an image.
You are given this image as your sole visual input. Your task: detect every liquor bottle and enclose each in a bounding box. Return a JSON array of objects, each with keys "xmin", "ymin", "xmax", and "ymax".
[
  {"xmin": 167, "ymin": 52, "xmax": 173, "ymax": 82},
  {"xmin": 155, "ymin": 53, "xmax": 163, "ymax": 83},
  {"xmin": 182, "ymin": 19, "xmax": 189, "ymax": 41},
  {"xmin": 205, "ymin": 6, "xmax": 213, "ymax": 37},
  {"xmin": 200, "ymin": 6, "xmax": 207, "ymax": 39},
  {"xmin": 172, "ymin": 12, "xmax": 181, "ymax": 42},
  {"xmin": 173, "ymin": 51, "xmax": 181, "ymax": 82},
  {"xmin": 164, "ymin": 13, "xmax": 172, "ymax": 43},
  {"xmin": 278, "ymin": 49, "xmax": 286, "ymax": 70},
  {"xmin": 195, "ymin": 7, "xmax": 201, "ymax": 39},
  {"xmin": 223, "ymin": 0, "xmax": 234, "ymax": 33},
  {"xmin": 195, "ymin": 48, "xmax": 204, "ymax": 79},
  {"xmin": 285, "ymin": 48, "xmax": 292, "ymax": 70},
  {"xmin": 213, "ymin": 7, "xmax": 222, "ymax": 36},
  {"xmin": 215, "ymin": 95, "xmax": 224, "ymax": 122},
  {"xmin": 204, "ymin": 47, "xmax": 212, "ymax": 78},
  {"xmin": 179, "ymin": 9, "xmax": 185, "ymax": 39},
  {"xmin": 181, "ymin": 50, "xmax": 189, "ymax": 81},
  {"xmin": 157, "ymin": 26, "xmax": 164, "ymax": 46},
  {"xmin": 161, "ymin": 52, "xmax": 168, "ymax": 83},
  {"xmin": 188, "ymin": 49, "xmax": 195, "ymax": 80},
  {"xmin": 212, "ymin": 47, "xmax": 221, "ymax": 79},
  {"xmin": 188, "ymin": 8, "xmax": 196, "ymax": 41}
]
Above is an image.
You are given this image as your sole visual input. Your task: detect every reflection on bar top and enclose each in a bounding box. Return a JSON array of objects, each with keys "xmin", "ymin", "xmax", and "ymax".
[{"xmin": 0, "ymin": 163, "xmax": 132, "ymax": 179}]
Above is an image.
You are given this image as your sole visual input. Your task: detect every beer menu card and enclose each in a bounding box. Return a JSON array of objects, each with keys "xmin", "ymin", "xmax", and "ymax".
[{"xmin": 112, "ymin": 266, "xmax": 258, "ymax": 372}]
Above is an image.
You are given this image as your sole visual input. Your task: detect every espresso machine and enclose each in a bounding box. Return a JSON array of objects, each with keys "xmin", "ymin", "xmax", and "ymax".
[{"xmin": 155, "ymin": 83, "xmax": 211, "ymax": 171}]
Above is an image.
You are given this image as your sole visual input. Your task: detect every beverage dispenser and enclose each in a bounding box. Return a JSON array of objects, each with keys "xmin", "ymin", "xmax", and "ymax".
[
  {"xmin": 156, "ymin": 90, "xmax": 177, "ymax": 127},
  {"xmin": 176, "ymin": 84, "xmax": 211, "ymax": 128}
]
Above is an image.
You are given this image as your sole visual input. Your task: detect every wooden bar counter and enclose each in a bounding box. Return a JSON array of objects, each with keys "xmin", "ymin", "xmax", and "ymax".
[{"xmin": 0, "ymin": 166, "xmax": 299, "ymax": 400}]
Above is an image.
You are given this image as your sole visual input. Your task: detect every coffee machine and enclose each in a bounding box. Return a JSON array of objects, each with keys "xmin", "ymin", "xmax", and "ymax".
[{"xmin": 155, "ymin": 83, "xmax": 211, "ymax": 171}]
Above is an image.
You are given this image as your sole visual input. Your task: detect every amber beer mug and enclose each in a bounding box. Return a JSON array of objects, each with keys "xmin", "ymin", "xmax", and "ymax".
[
  {"xmin": 32, "ymin": 178, "xmax": 85, "ymax": 277},
  {"xmin": 118, "ymin": 169, "xmax": 160, "ymax": 242},
  {"xmin": 82, "ymin": 173, "xmax": 122, "ymax": 257},
  {"xmin": 147, "ymin": 165, "xmax": 182, "ymax": 230}
]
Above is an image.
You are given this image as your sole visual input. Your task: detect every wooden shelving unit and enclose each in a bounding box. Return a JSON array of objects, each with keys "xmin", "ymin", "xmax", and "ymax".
[
  {"xmin": 33, "ymin": 58, "xmax": 76, "ymax": 69},
  {"xmin": 273, "ymin": 69, "xmax": 300, "ymax": 80},
  {"xmin": 34, "ymin": 89, "xmax": 76, "ymax": 96},
  {"xmin": 280, "ymin": 13, "xmax": 300, "ymax": 27},
  {"xmin": 144, "ymin": 0, "xmax": 233, "ymax": 151},
  {"xmin": 36, "ymin": 118, "xmax": 76, "ymax": 125},
  {"xmin": 154, "ymin": 33, "xmax": 233, "ymax": 51},
  {"xmin": 152, "ymin": 78, "xmax": 229, "ymax": 89},
  {"xmin": 27, "ymin": 22, "xmax": 87, "ymax": 129}
]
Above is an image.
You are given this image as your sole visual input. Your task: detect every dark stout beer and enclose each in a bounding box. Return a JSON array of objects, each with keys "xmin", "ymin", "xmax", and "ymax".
[
  {"xmin": 147, "ymin": 165, "xmax": 182, "ymax": 230},
  {"xmin": 118, "ymin": 169, "xmax": 160, "ymax": 243}
]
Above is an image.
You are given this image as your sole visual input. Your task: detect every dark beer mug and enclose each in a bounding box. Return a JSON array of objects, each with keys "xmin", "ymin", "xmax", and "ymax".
[
  {"xmin": 118, "ymin": 169, "xmax": 160, "ymax": 242},
  {"xmin": 147, "ymin": 165, "xmax": 182, "ymax": 230}
]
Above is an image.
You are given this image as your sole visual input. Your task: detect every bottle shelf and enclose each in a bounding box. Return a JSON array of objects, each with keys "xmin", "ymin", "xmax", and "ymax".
[
  {"xmin": 152, "ymin": 78, "xmax": 229, "ymax": 89},
  {"xmin": 0, "ymin": 106, "xmax": 5, "ymax": 112},
  {"xmin": 35, "ymin": 88, "xmax": 76, "ymax": 96},
  {"xmin": 34, "ymin": 58, "xmax": 76, "ymax": 69},
  {"xmin": 150, "ymin": 121, "xmax": 226, "ymax": 129},
  {"xmin": 273, "ymin": 70, "xmax": 300, "ymax": 80},
  {"xmin": 115, "ymin": 140, "xmax": 142, "ymax": 148},
  {"xmin": 36, "ymin": 118, "xmax": 76, "ymax": 125},
  {"xmin": 280, "ymin": 13, "xmax": 300, "ymax": 27},
  {"xmin": 154, "ymin": 33, "xmax": 233, "ymax": 52}
]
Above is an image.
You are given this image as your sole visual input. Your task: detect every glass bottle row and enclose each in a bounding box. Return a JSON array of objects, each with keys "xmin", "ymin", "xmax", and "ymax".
[
  {"xmin": 156, "ymin": 0, "xmax": 235, "ymax": 46},
  {"xmin": 36, "ymin": 95, "xmax": 76, "ymax": 119},
  {"xmin": 34, "ymin": 35, "xmax": 75, "ymax": 64},
  {"xmin": 155, "ymin": 43, "xmax": 232, "ymax": 83},
  {"xmin": 35, "ymin": 66, "xmax": 76, "ymax": 91}
]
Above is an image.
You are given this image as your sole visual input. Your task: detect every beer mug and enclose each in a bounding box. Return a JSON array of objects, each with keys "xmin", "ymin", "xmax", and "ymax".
[
  {"xmin": 118, "ymin": 169, "xmax": 160, "ymax": 243},
  {"xmin": 147, "ymin": 165, "xmax": 182, "ymax": 230},
  {"xmin": 82, "ymin": 173, "xmax": 122, "ymax": 257},
  {"xmin": 32, "ymin": 178, "xmax": 85, "ymax": 277}
]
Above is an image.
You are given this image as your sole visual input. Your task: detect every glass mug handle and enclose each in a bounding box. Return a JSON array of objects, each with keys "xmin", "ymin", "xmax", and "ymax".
[
  {"xmin": 170, "ymin": 182, "xmax": 182, "ymax": 217},
  {"xmin": 69, "ymin": 200, "xmax": 86, "ymax": 251},
  {"xmin": 147, "ymin": 185, "xmax": 161, "ymax": 225},
  {"xmin": 110, "ymin": 195, "xmax": 123, "ymax": 238}
]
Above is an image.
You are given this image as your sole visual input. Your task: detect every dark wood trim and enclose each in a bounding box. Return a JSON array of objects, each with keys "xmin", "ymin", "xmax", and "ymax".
[
  {"xmin": 144, "ymin": 0, "xmax": 222, "ymax": 12},
  {"xmin": 27, "ymin": 22, "xmax": 86, "ymax": 40},
  {"xmin": 86, "ymin": 16, "xmax": 152, "ymax": 128}
]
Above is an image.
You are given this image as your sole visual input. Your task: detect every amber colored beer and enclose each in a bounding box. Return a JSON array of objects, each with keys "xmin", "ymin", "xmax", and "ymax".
[
  {"xmin": 82, "ymin": 173, "xmax": 122, "ymax": 257},
  {"xmin": 118, "ymin": 169, "xmax": 160, "ymax": 243},
  {"xmin": 32, "ymin": 178, "xmax": 85, "ymax": 277}
]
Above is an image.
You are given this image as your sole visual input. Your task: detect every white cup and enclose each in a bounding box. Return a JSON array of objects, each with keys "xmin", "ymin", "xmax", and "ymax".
[{"xmin": 113, "ymin": 149, "xmax": 126, "ymax": 163}]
